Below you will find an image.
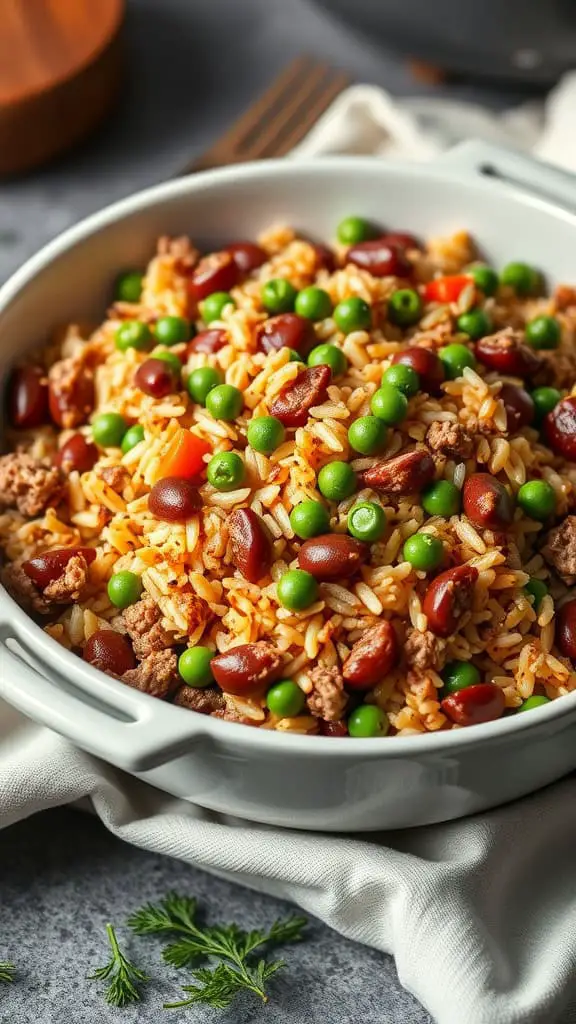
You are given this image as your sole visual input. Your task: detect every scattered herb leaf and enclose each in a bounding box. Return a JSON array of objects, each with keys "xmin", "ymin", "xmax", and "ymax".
[
  {"xmin": 128, "ymin": 891, "xmax": 306, "ymax": 1009},
  {"xmin": 88, "ymin": 923, "xmax": 149, "ymax": 1007},
  {"xmin": 0, "ymin": 962, "xmax": 15, "ymax": 984}
]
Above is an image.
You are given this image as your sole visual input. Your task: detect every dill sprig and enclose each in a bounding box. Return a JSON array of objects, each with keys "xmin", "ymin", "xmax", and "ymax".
[
  {"xmin": 0, "ymin": 962, "xmax": 15, "ymax": 984},
  {"xmin": 128, "ymin": 891, "xmax": 306, "ymax": 1009},
  {"xmin": 88, "ymin": 923, "xmax": 149, "ymax": 1007}
]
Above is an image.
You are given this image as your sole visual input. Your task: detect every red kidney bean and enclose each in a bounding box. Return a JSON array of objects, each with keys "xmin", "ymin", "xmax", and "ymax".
[
  {"xmin": 225, "ymin": 241, "xmax": 267, "ymax": 274},
  {"xmin": 148, "ymin": 477, "xmax": 201, "ymax": 522},
  {"xmin": 423, "ymin": 564, "xmax": 478, "ymax": 637},
  {"xmin": 358, "ymin": 449, "xmax": 435, "ymax": 495},
  {"xmin": 342, "ymin": 621, "xmax": 398, "ymax": 690},
  {"xmin": 346, "ymin": 238, "xmax": 412, "ymax": 278},
  {"xmin": 441, "ymin": 683, "xmax": 505, "ymax": 726},
  {"xmin": 188, "ymin": 252, "xmax": 240, "ymax": 302},
  {"xmin": 475, "ymin": 334, "xmax": 542, "ymax": 378},
  {"xmin": 320, "ymin": 719, "xmax": 348, "ymax": 737},
  {"xmin": 381, "ymin": 231, "xmax": 420, "ymax": 251},
  {"xmin": 187, "ymin": 328, "xmax": 229, "ymax": 355},
  {"xmin": 9, "ymin": 366, "xmax": 49, "ymax": 428},
  {"xmin": 134, "ymin": 358, "xmax": 178, "ymax": 398},
  {"xmin": 84, "ymin": 629, "xmax": 136, "ymax": 675},
  {"xmin": 56, "ymin": 434, "xmax": 98, "ymax": 474},
  {"xmin": 270, "ymin": 364, "xmax": 331, "ymax": 427},
  {"xmin": 391, "ymin": 347, "xmax": 445, "ymax": 395},
  {"xmin": 48, "ymin": 367, "xmax": 94, "ymax": 429},
  {"xmin": 256, "ymin": 313, "xmax": 317, "ymax": 356},
  {"xmin": 309, "ymin": 242, "xmax": 336, "ymax": 273},
  {"xmin": 298, "ymin": 534, "xmax": 368, "ymax": 581},
  {"xmin": 211, "ymin": 642, "xmax": 283, "ymax": 696},
  {"xmin": 228, "ymin": 507, "xmax": 272, "ymax": 584},
  {"xmin": 462, "ymin": 473, "xmax": 514, "ymax": 530},
  {"xmin": 544, "ymin": 396, "xmax": 576, "ymax": 461},
  {"xmin": 556, "ymin": 598, "xmax": 576, "ymax": 660},
  {"xmin": 499, "ymin": 383, "xmax": 534, "ymax": 430},
  {"xmin": 22, "ymin": 547, "xmax": 97, "ymax": 589}
]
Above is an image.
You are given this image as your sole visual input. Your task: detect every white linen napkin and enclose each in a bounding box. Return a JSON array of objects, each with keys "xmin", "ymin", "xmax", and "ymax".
[{"xmin": 3, "ymin": 76, "xmax": 576, "ymax": 1024}]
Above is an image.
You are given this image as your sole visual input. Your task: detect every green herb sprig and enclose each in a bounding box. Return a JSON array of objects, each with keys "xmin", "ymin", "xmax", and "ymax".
[
  {"xmin": 0, "ymin": 962, "xmax": 15, "ymax": 984},
  {"xmin": 128, "ymin": 891, "xmax": 306, "ymax": 1009},
  {"xmin": 88, "ymin": 923, "xmax": 148, "ymax": 1007}
]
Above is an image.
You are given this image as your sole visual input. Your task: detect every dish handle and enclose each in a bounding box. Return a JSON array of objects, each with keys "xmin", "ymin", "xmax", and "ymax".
[
  {"xmin": 434, "ymin": 139, "xmax": 576, "ymax": 214},
  {"xmin": 0, "ymin": 632, "xmax": 207, "ymax": 773}
]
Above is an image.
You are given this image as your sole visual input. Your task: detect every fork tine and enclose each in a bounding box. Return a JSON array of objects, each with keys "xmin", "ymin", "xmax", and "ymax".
[
  {"xmin": 254, "ymin": 69, "xmax": 351, "ymax": 158},
  {"xmin": 186, "ymin": 57, "xmax": 350, "ymax": 173}
]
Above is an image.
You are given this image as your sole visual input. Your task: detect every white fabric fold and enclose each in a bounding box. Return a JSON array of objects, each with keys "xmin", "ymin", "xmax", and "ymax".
[{"xmin": 4, "ymin": 75, "xmax": 576, "ymax": 1024}]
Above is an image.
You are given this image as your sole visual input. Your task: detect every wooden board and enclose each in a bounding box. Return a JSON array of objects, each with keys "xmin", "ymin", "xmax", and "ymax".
[{"xmin": 0, "ymin": 0, "xmax": 125, "ymax": 176}]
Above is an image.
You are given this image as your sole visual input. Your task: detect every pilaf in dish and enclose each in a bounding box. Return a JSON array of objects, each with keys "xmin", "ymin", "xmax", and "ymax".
[{"xmin": 2, "ymin": 218, "xmax": 576, "ymax": 738}]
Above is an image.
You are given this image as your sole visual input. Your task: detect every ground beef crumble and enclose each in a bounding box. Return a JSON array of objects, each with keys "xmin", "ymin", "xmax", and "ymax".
[
  {"xmin": 306, "ymin": 665, "xmax": 348, "ymax": 721},
  {"xmin": 426, "ymin": 421, "xmax": 473, "ymax": 460},
  {"xmin": 47, "ymin": 357, "xmax": 94, "ymax": 429},
  {"xmin": 43, "ymin": 553, "xmax": 90, "ymax": 603},
  {"xmin": 404, "ymin": 628, "xmax": 446, "ymax": 672},
  {"xmin": 1, "ymin": 562, "xmax": 53, "ymax": 615},
  {"xmin": 542, "ymin": 517, "xmax": 576, "ymax": 584},
  {"xmin": 122, "ymin": 650, "xmax": 179, "ymax": 698},
  {"xmin": 122, "ymin": 597, "xmax": 175, "ymax": 658},
  {"xmin": 173, "ymin": 685, "xmax": 225, "ymax": 714},
  {"xmin": 97, "ymin": 465, "xmax": 129, "ymax": 493},
  {"xmin": 157, "ymin": 235, "xmax": 199, "ymax": 274},
  {"xmin": 0, "ymin": 453, "xmax": 62, "ymax": 517}
]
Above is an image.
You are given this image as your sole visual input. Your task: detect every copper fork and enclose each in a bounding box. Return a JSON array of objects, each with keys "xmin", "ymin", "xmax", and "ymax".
[{"xmin": 183, "ymin": 56, "xmax": 351, "ymax": 173}]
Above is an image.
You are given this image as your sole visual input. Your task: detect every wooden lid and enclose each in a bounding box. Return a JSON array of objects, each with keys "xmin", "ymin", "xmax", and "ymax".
[{"xmin": 0, "ymin": 0, "xmax": 125, "ymax": 176}]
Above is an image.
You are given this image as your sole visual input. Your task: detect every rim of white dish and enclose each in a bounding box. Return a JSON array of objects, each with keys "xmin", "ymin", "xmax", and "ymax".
[{"xmin": 1, "ymin": 154, "xmax": 576, "ymax": 759}]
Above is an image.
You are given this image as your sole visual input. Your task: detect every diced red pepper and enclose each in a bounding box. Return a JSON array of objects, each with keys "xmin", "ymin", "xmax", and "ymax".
[
  {"xmin": 158, "ymin": 429, "xmax": 211, "ymax": 480},
  {"xmin": 424, "ymin": 274, "xmax": 471, "ymax": 304}
]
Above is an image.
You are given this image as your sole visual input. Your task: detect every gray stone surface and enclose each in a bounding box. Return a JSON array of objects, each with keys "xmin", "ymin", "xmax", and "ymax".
[
  {"xmin": 0, "ymin": 809, "xmax": 428, "ymax": 1024},
  {"xmin": 0, "ymin": 1, "xmax": 544, "ymax": 1022}
]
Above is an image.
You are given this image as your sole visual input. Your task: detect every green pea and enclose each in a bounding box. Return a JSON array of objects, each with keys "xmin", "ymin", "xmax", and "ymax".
[
  {"xmin": 531, "ymin": 386, "xmax": 561, "ymax": 424},
  {"xmin": 381, "ymin": 363, "xmax": 420, "ymax": 397},
  {"xmin": 187, "ymin": 366, "xmax": 222, "ymax": 405},
  {"xmin": 206, "ymin": 451, "xmax": 245, "ymax": 491},
  {"xmin": 348, "ymin": 416, "xmax": 387, "ymax": 455},
  {"xmin": 348, "ymin": 704, "xmax": 388, "ymax": 738},
  {"xmin": 500, "ymin": 262, "xmax": 540, "ymax": 295},
  {"xmin": 289, "ymin": 500, "xmax": 330, "ymax": 540},
  {"xmin": 467, "ymin": 265, "xmax": 499, "ymax": 297},
  {"xmin": 261, "ymin": 278, "xmax": 297, "ymax": 313},
  {"xmin": 387, "ymin": 288, "xmax": 422, "ymax": 327},
  {"xmin": 524, "ymin": 578, "xmax": 548, "ymax": 612},
  {"xmin": 205, "ymin": 384, "xmax": 243, "ymax": 421},
  {"xmin": 333, "ymin": 297, "xmax": 372, "ymax": 333},
  {"xmin": 295, "ymin": 286, "xmax": 332, "ymax": 321},
  {"xmin": 336, "ymin": 216, "xmax": 376, "ymax": 245},
  {"xmin": 439, "ymin": 343, "xmax": 477, "ymax": 379},
  {"xmin": 115, "ymin": 271, "xmax": 143, "ymax": 303},
  {"xmin": 456, "ymin": 308, "xmax": 492, "ymax": 340},
  {"xmin": 370, "ymin": 383, "xmax": 408, "ymax": 425},
  {"xmin": 115, "ymin": 320, "xmax": 153, "ymax": 352},
  {"xmin": 201, "ymin": 292, "xmax": 235, "ymax": 323},
  {"xmin": 347, "ymin": 501, "xmax": 387, "ymax": 543},
  {"xmin": 525, "ymin": 315, "xmax": 561, "ymax": 350},
  {"xmin": 155, "ymin": 315, "xmax": 191, "ymax": 346},
  {"xmin": 121, "ymin": 424, "xmax": 145, "ymax": 454},
  {"xmin": 441, "ymin": 660, "xmax": 481, "ymax": 695},
  {"xmin": 266, "ymin": 679, "xmax": 306, "ymax": 717},
  {"xmin": 277, "ymin": 569, "xmax": 319, "ymax": 611},
  {"xmin": 92, "ymin": 413, "xmax": 128, "ymax": 448},
  {"xmin": 422, "ymin": 480, "xmax": 461, "ymax": 517},
  {"xmin": 517, "ymin": 480, "xmax": 556, "ymax": 520},
  {"xmin": 317, "ymin": 461, "xmax": 357, "ymax": 502},
  {"xmin": 402, "ymin": 532, "xmax": 444, "ymax": 572},
  {"xmin": 152, "ymin": 349, "xmax": 184, "ymax": 377},
  {"xmin": 307, "ymin": 343, "xmax": 348, "ymax": 377},
  {"xmin": 247, "ymin": 415, "xmax": 286, "ymax": 454},
  {"xmin": 517, "ymin": 694, "xmax": 550, "ymax": 712},
  {"xmin": 107, "ymin": 571, "xmax": 143, "ymax": 609},
  {"xmin": 178, "ymin": 646, "xmax": 214, "ymax": 687}
]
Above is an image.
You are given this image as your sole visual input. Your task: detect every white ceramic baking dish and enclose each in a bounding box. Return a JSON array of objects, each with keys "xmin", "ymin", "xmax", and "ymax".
[{"xmin": 1, "ymin": 141, "xmax": 576, "ymax": 832}]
